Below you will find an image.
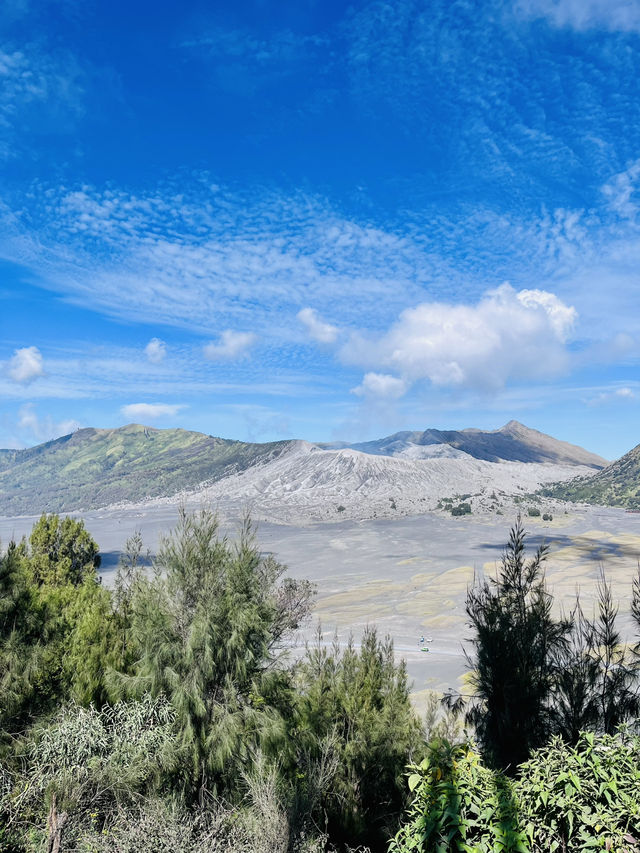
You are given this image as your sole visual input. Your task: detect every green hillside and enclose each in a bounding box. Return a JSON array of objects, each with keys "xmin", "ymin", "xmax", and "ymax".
[
  {"xmin": 541, "ymin": 442, "xmax": 640, "ymax": 508},
  {"xmin": 0, "ymin": 424, "xmax": 293, "ymax": 516}
]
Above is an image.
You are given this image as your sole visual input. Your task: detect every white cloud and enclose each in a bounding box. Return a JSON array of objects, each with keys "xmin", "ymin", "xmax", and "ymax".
[
  {"xmin": 516, "ymin": 289, "xmax": 577, "ymax": 341},
  {"xmin": 351, "ymin": 372, "xmax": 408, "ymax": 399},
  {"xmin": 121, "ymin": 402, "xmax": 185, "ymax": 421},
  {"xmin": 342, "ymin": 285, "xmax": 577, "ymax": 394},
  {"xmin": 7, "ymin": 346, "xmax": 44, "ymax": 383},
  {"xmin": 0, "ymin": 182, "xmax": 429, "ymax": 337},
  {"xmin": 514, "ymin": 0, "xmax": 640, "ymax": 32},
  {"xmin": 144, "ymin": 337, "xmax": 167, "ymax": 363},
  {"xmin": 297, "ymin": 307, "xmax": 339, "ymax": 344},
  {"xmin": 587, "ymin": 385, "xmax": 638, "ymax": 406},
  {"xmin": 203, "ymin": 330, "xmax": 257, "ymax": 360},
  {"xmin": 602, "ymin": 160, "xmax": 640, "ymax": 220},
  {"xmin": 0, "ymin": 44, "xmax": 85, "ymax": 161},
  {"xmin": 17, "ymin": 403, "xmax": 80, "ymax": 443}
]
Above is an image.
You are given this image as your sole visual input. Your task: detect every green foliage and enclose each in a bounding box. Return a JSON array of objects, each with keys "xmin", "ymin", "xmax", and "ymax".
[
  {"xmin": 542, "ymin": 513, "xmax": 552, "ymax": 521},
  {"xmin": 451, "ymin": 503, "xmax": 471, "ymax": 517},
  {"xmin": 392, "ymin": 730, "xmax": 640, "ymax": 853},
  {"xmin": 113, "ymin": 509, "xmax": 314, "ymax": 802},
  {"xmin": 526, "ymin": 508, "xmax": 540, "ymax": 518},
  {"xmin": 465, "ymin": 519, "xmax": 568, "ymax": 771},
  {"xmin": 517, "ymin": 730, "xmax": 640, "ymax": 852},
  {"xmin": 0, "ymin": 516, "xmax": 121, "ymax": 741},
  {"xmin": 0, "ymin": 540, "xmax": 42, "ymax": 741},
  {"xmin": 27, "ymin": 513, "xmax": 101, "ymax": 585},
  {"xmin": 0, "ymin": 696, "xmax": 181, "ymax": 849},
  {"xmin": 551, "ymin": 574, "xmax": 639, "ymax": 744},
  {"xmin": 295, "ymin": 628, "xmax": 422, "ymax": 848},
  {"xmin": 390, "ymin": 740, "xmax": 527, "ymax": 853}
]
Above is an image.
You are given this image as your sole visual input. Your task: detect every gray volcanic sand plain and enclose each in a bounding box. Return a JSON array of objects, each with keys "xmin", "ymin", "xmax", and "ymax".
[{"xmin": 3, "ymin": 504, "xmax": 640, "ymax": 707}]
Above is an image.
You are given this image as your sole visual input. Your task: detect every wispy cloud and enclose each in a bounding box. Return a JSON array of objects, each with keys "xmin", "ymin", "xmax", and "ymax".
[
  {"xmin": 0, "ymin": 43, "xmax": 84, "ymax": 159},
  {"xmin": 17, "ymin": 402, "xmax": 80, "ymax": 444},
  {"xmin": 297, "ymin": 307, "xmax": 339, "ymax": 344},
  {"xmin": 120, "ymin": 402, "xmax": 186, "ymax": 421},
  {"xmin": 203, "ymin": 330, "xmax": 257, "ymax": 360},
  {"xmin": 344, "ymin": 0, "xmax": 640, "ymax": 205},
  {"xmin": 586, "ymin": 385, "xmax": 640, "ymax": 406},
  {"xmin": 144, "ymin": 337, "xmax": 167, "ymax": 363},
  {"xmin": 5, "ymin": 346, "xmax": 44, "ymax": 383},
  {"xmin": 181, "ymin": 26, "xmax": 328, "ymax": 82},
  {"xmin": 602, "ymin": 160, "xmax": 640, "ymax": 219},
  {"xmin": 0, "ymin": 180, "xmax": 434, "ymax": 336},
  {"xmin": 514, "ymin": 0, "xmax": 640, "ymax": 32}
]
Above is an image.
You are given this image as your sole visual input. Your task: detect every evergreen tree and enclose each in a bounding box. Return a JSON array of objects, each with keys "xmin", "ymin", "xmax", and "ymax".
[
  {"xmin": 116, "ymin": 509, "xmax": 314, "ymax": 803},
  {"xmin": 295, "ymin": 627, "xmax": 422, "ymax": 848},
  {"xmin": 549, "ymin": 596, "xmax": 600, "ymax": 744},
  {"xmin": 592, "ymin": 571, "xmax": 639, "ymax": 732},
  {"xmin": 27, "ymin": 513, "xmax": 101, "ymax": 586},
  {"xmin": 0, "ymin": 540, "xmax": 42, "ymax": 739},
  {"xmin": 552, "ymin": 573, "xmax": 639, "ymax": 742},
  {"xmin": 465, "ymin": 518, "xmax": 568, "ymax": 771}
]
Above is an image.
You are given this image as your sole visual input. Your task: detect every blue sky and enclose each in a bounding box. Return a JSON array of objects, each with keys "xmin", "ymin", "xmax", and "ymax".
[{"xmin": 1, "ymin": 0, "xmax": 640, "ymax": 459}]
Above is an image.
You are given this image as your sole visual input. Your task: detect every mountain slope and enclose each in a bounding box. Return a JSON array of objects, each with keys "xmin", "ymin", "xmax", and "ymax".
[
  {"xmin": 165, "ymin": 441, "xmax": 599, "ymax": 524},
  {"xmin": 335, "ymin": 421, "xmax": 607, "ymax": 468},
  {"xmin": 0, "ymin": 424, "xmax": 293, "ymax": 516},
  {"xmin": 0, "ymin": 421, "xmax": 607, "ymax": 518},
  {"xmin": 542, "ymin": 443, "xmax": 640, "ymax": 509}
]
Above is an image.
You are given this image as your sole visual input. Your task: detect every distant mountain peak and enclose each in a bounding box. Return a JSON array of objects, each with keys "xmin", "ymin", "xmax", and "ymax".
[{"xmin": 337, "ymin": 421, "xmax": 607, "ymax": 468}]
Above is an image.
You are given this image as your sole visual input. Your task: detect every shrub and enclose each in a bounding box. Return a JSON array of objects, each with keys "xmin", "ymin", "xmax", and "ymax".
[
  {"xmin": 527, "ymin": 507, "xmax": 541, "ymax": 517},
  {"xmin": 391, "ymin": 729, "xmax": 640, "ymax": 853},
  {"xmin": 451, "ymin": 502, "xmax": 471, "ymax": 516}
]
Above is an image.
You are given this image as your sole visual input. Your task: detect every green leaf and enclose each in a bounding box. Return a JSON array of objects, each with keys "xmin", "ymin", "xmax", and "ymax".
[{"xmin": 408, "ymin": 773, "xmax": 422, "ymax": 792}]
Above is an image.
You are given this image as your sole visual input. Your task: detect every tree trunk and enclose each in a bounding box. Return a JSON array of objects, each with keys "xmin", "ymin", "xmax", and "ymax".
[{"xmin": 46, "ymin": 793, "xmax": 68, "ymax": 853}]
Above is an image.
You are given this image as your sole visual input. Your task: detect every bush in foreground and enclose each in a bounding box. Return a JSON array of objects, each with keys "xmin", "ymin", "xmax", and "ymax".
[{"xmin": 390, "ymin": 729, "xmax": 640, "ymax": 852}]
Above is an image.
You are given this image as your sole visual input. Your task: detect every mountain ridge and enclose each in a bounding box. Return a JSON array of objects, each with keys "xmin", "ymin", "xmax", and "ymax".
[
  {"xmin": 0, "ymin": 421, "xmax": 608, "ymax": 517},
  {"xmin": 322, "ymin": 420, "xmax": 607, "ymax": 468},
  {"xmin": 0, "ymin": 424, "xmax": 294, "ymax": 516},
  {"xmin": 542, "ymin": 442, "xmax": 640, "ymax": 509}
]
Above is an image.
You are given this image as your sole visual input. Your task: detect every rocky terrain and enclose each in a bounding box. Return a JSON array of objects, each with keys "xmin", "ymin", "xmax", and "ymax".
[
  {"xmin": 0, "ymin": 420, "xmax": 608, "ymax": 520},
  {"xmin": 129, "ymin": 440, "xmax": 597, "ymax": 524},
  {"xmin": 325, "ymin": 420, "xmax": 607, "ymax": 468}
]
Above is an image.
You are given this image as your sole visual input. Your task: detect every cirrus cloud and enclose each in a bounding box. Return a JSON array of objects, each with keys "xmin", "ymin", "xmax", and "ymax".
[
  {"xmin": 514, "ymin": 0, "xmax": 640, "ymax": 32},
  {"xmin": 120, "ymin": 402, "xmax": 185, "ymax": 421}
]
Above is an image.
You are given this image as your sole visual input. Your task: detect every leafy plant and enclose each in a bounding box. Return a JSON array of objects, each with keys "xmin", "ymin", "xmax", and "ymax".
[{"xmin": 391, "ymin": 730, "xmax": 640, "ymax": 853}]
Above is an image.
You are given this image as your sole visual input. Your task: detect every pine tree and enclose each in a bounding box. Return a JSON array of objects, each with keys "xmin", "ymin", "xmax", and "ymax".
[
  {"xmin": 295, "ymin": 627, "xmax": 422, "ymax": 847},
  {"xmin": 549, "ymin": 596, "xmax": 600, "ymax": 744},
  {"xmin": 465, "ymin": 518, "xmax": 568, "ymax": 771},
  {"xmin": 592, "ymin": 571, "xmax": 639, "ymax": 732},
  {"xmin": 115, "ymin": 509, "xmax": 314, "ymax": 803}
]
